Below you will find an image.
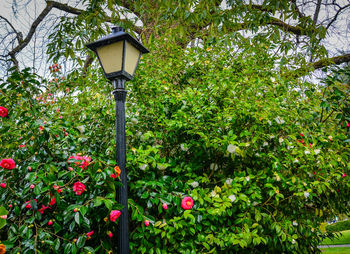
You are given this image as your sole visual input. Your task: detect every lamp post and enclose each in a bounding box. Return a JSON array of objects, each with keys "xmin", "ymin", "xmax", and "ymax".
[{"xmin": 86, "ymin": 27, "xmax": 149, "ymax": 254}]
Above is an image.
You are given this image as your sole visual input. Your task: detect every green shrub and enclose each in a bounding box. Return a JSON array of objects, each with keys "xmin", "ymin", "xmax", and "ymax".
[{"xmin": 327, "ymin": 220, "xmax": 350, "ymax": 232}]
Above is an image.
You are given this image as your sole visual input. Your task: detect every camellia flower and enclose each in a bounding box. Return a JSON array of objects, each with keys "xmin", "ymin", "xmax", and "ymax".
[
  {"xmin": 108, "ymin": 232, "xmax": 113, "ymax": 238},
  {"xmin": 0, "ymin": 158, "xmax": 15, "ymax": 169},
  {"xmin": 144, "ymin": 220, "xmax": 150, "ymax": 227},
  {"xmin": 68, "ymin": 155, "xmax": 91, "ymax": 169},
  {"xmin": 48, "ymin": 220, "xmax": 53, "ymax": 226},
  {"xmin": 0, "ymin": 243, "xmax": 6, "ymax": 254},
  {"xmin": 25, "ymin": 199, "xmax": 37, "ymax": 209},
  {"xmin": 114, "ymin": 166, "xmax": 121, "ymax": 177},
  {"xmin": 190, "ymin": 181, "xmax": 199, "ymax": 188},
  {"xmin": 162, "ymin": 203, "xmax": 168, "ymax": 210},
  {"xmin": 227, "ymin": 144, "xmax": 237, "ymax": 153},
  {"xmin": 53, "ymin": 185, "xmax": 62, "ymax": 193},
  {"xmin": 0, "ymin": 106, "xmax": 8, "ymax": 117},
  {"xmin": 181, "ymin": 197, "xmax": 194, "ymax": 210},
  {"xmin": 50, "ymin": 196, "xmax": 56, "ymax": 206},
  {"xmin": 110, "ymin": 210, "xmax": 121, "ymax": 222},
  {"xmin": 86, "ymin": 231, "xmax": 94, "ymax": 238},
  {"xmin": 39, "ymin": 205, "xmax": 51, "ymax": 214},
  {"xmin": 0, "ymin": 215, "xmax": 7, "ymax": 219},
  {"xmin": 73, "ymin": 181, "xmax": 85, "ymax": 195},
  {"xmin": 0, "ymin": 183, "xmax": 6, "ymax": 188},
  {"xmin": 228, "ymin": 194, "xmax": 236, "ymax": 202},
  {"xmin": 342, "ymin": 173, "xmax": 347, "ymax": 178},
  {"xmin": 225, "ymin": 178, "xmax": 233, "ymax": 185}
]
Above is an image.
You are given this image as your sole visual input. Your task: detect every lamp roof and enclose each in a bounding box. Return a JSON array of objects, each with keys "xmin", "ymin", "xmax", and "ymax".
[{"xmin": 86, "ymin": 27, "xmax": 149, "ymax": 54}]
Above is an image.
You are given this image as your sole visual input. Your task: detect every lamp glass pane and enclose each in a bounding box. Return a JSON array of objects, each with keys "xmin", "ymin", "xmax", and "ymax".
[
  {"xmin": 124, "ymin": 41, "xmax": 141, "ymax": 75},
  {"xmin": 96, "ymin": 41, "xmax": 123, "ymax": 74}
]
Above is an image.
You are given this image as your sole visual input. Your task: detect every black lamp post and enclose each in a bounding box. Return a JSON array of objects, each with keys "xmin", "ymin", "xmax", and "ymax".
[{"xmin": 86, "ymin": 27, "xmax": 149, "ymax": 254}]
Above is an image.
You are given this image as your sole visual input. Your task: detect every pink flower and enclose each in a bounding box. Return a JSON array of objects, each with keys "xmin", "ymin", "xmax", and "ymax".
[
  {"xmin": 59, "ymin": 116, "xmax": 63, "ymax": 119},
  {"xmin": 38, "ymin": 205, "xmax": 51, "ymax": 214},
  {"xmin": 0, "ymin": 107, "xmax": 8, "ymax": 117},
  {"xmin": 28, "ymin": 166, "xmax": 32, "ymax": 171},
  {"xmin": 162, "ymin": 203, "xmax": 168, "ymax": 210},
  {"xmin": 48, "ymin": 220, "xmax": 53, "ymax": 226},
  {"xmin": 73, "ymin": 181, "xmax": 85, "ymax": 195},
  {"xmin": 108, "ymin": 232, "xmax": 113, "ymax": 238},
  {"xmin": 347, "ymin": 122, "xmax": 350, "ymax": 128},
  {"xmin": 86, "ymin": 231, "xmax": 94, "ymax": 237},
  {"xmin": 8, "ymin": 204, "xmax": 12, "ymax": 208},
  {"xmin": 40, "ymin": 126, "xmax": 44, "ymax": 131},
  {"xmin": 30, "ymin": 184, "xmax": 35, "ymax": 189},
  {"xmin": 68, "ymin": 155, "xmax": 91, "ymax": 169},
  {"xmin": 342, "ymin": 173, "xmax": 347, "ymax": 178},
  {"xmin": 68, "ymin": 167, "xmax": 73, "ymax": 171},
  {"xmin": 53, "ymin": 185, "xmax": 62, "ymax": 193},
  {"xmin": 56, "ymin": 108, "xmax": 60, "ymax": 112},
  {"xmin": 0, "ymin": 159, "xmax": 15, "ymax": 169},
  {"xmin": 64, "ymin": 132, "xmax": 68, "ymax": 136},
  {"xmin": 0, "ymin": 215, "xmax": 7, "ymax": 219},
  {"xmin": 144, "ymin": 220, "xmax": 150, "ymax": 227},
  {"xmin": 181, "ymin": 197, "xmax": 194, "ymax": 210},
  {"xmin": 0, "ymin": 183, "xmax": 6, "ymax": 188},
  {"xmin": 110, "ymin": 210, "xmax": 121, "ymax": 222}
]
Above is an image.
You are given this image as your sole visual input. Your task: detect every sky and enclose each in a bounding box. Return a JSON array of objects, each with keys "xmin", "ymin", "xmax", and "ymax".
[{"xmin": 0, "ymin": 0, "xmax": 349, "ymax": 79}]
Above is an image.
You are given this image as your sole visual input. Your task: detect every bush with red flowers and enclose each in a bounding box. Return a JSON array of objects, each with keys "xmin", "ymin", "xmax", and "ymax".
[{"xmin": 0, "ymin": 41, "xmax": 349, "ymax": 254}]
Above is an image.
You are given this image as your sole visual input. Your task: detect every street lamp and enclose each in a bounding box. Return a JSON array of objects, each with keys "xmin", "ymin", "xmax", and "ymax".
[{"xmin": 86, "ymin": 27, "xmax": 149, "ymax": 254}]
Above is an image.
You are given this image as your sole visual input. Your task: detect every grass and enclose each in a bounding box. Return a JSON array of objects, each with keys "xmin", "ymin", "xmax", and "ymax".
[
  {"xmin": 320, "ymin": 247, "xmax": 350, "ymax": 254},
  {"xmin": 320, "ymin": 230, "xmax": 350, "ymax": 245}
]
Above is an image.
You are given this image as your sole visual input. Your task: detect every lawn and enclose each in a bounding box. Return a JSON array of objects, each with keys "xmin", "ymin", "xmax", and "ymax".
[
  {"xmin": 320, "ymin": 230, "xmax": 350, "ymax": 245},
  {"xmin": 320, "ymin": 247, "xmax": 350, "ymax": 254}
]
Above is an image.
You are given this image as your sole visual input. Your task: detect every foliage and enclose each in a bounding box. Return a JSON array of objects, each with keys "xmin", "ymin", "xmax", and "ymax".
[
  {"xmin": 0, "ymin": 37, "xmax": 349, "ymax": 254},
  {"xmin": 321, "ymin": 230, "xmax": 350, "ymax": 245},
  {"xmin": 327, "ymin": 221, "xmax": 350, "ymax": 233}
]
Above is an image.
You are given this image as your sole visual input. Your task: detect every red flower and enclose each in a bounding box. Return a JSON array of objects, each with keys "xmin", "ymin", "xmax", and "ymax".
[
  {"xmin": 110, "ymin": 173, "xmax": 118, "ymax": 179},
  {"xmin": 38, "ymin": 205, "xmax": 51, "ymax": 214},
  {"xmin": 86, "ymin": 231, "xmax": 94, "ymax": 237},
  {"xmin": 342, "ymin": 173, "xmax": 347, "ymax": 178},
  {"xmin": 162, "ymin": 203, "xmax": 168, "ymax": 210},
  {"xmin": 300, "ymin": 133, "xmax": 304, "ymax": 137},
  {"xmin": 19, "ymin": 145, "xmax": 25, "ymax": 148},
  {"xmin": 347, "ymin": 122, "xmax": 350, "ymax": 128},
  {"xmin": 181, "ymin": 197, "xmax": 194, "ymax": 210},
  {"xmin": 110, "ymin": 210, "xmax": 121, "ymax": 222},
  {"xmin": 30, "ymin": 184, "xmax": 35, "ymax": 189},
  {"xmin": 73, "ymin": 181, "xmax": 85, "ymax": 195},
  {"xmin": 25, "ymin": 199, "xmax": 37, "ymax": 209},
  {"xmin": 0, "ymin": 159, "xmax": 15, "ymax": 169},
  {"xmin": 0, "ymin": 183, "xmax": 6, "ymax": 188},
  {"xmin": 40, "ymin": 126, "xmax": 44, "ymax": 131},
  {"xmin": 108, "ymin": 232, "xmax": 113, "ymax": 238},
  {"xmin": 53, "ymin": 185, "xmax": 62, "ymax": 193},
  {"xmin": 144, "ymin": 220, "xmax": 150, "ymax": 227},
  {"xmin": 0, "ymin": 107, "xmax": 8, "ymax": 117},
  {"xmin": 48, "ymin": 220, "xmax": 53, "ymax": 226},
  {"xmin": 50, "ymin": 196, "xmax": 56, "ymax": 206}
]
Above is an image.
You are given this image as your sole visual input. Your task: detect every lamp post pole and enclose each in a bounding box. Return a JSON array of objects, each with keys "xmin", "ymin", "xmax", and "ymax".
[{"xmin": 113, "ymin": 78, "xmax": 129, "ymax": 254}]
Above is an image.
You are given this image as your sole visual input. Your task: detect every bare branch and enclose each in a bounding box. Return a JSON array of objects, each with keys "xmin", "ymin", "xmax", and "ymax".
[
  {"xmin": 0, "ymin": 15, "xmax": 22, "ymax": 44},
  {"xmin": 313, "ymin": 0, "xmax": 322, "ymax": 24},
  {"xmin": 325, "ymin": 3, "xmax": 350, "ymax": 30}
]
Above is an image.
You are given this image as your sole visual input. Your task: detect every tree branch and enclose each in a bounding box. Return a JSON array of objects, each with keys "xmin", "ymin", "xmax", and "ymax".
[
  {"xmin": 325, "ymin": 3, "xmax": 350, "ymax": 30},
  {"xmin": 312, "ymin": 53, "xmax": 350, "ymax": 70},
  {"xmin": 313, "ymin": 0, "xmax": 322, "ymax": 24},
  {"xmin": 0, "ymin": 15, "xmax": 22, "ymax": 44}
]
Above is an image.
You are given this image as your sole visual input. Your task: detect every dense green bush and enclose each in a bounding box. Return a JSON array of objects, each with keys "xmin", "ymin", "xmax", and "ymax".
[
  {"xmin": 326, "ymin": 220, "xmax": 350, "ymax": 232},
  {"xmin": 0, "ymin": 39, "xmax": 349, "ymax": 253}
]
